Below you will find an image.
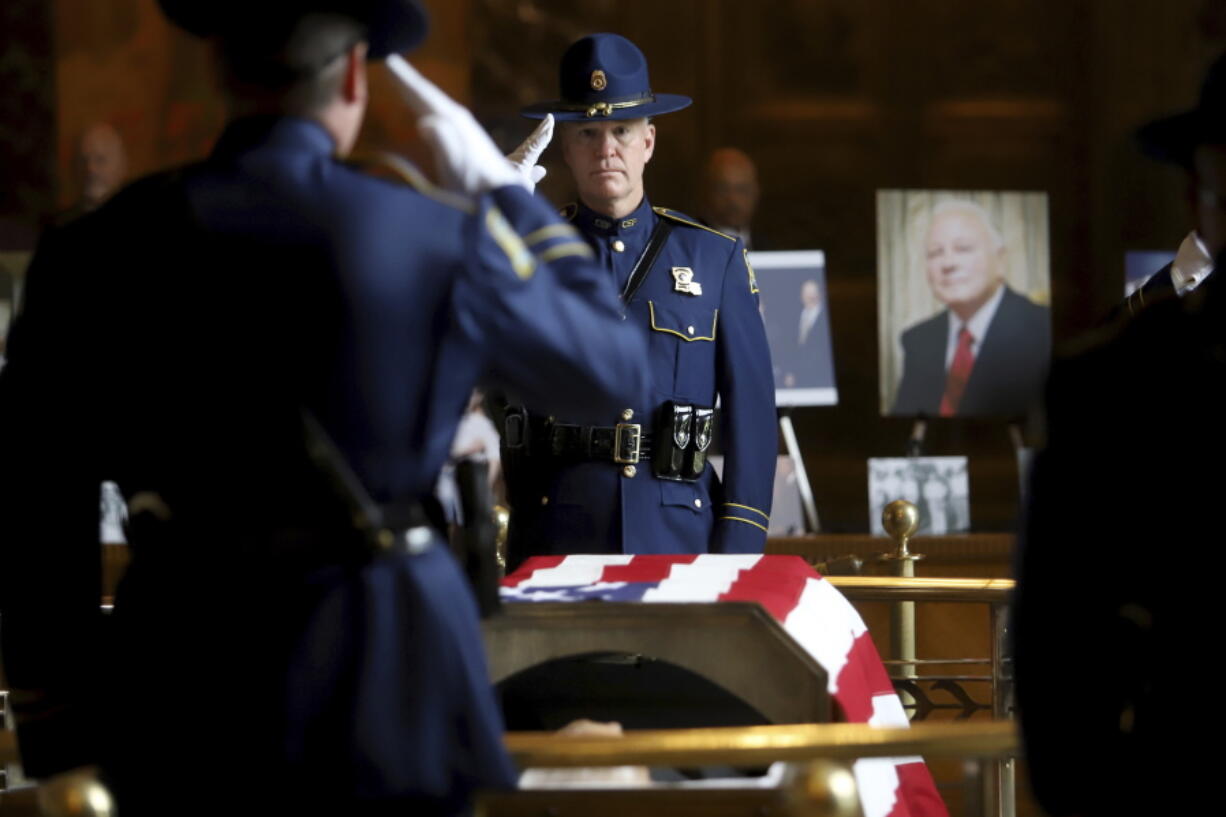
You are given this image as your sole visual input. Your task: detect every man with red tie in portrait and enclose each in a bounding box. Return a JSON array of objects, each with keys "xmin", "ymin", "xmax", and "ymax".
[{"xmin": 891, "ymin": 199, "xmax": 1050, "ymax": 418}]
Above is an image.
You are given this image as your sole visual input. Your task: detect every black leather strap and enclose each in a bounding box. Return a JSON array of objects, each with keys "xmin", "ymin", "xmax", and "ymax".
[
  {"xmin": 301, "ymin": 409, "xmax": 443, "ymax": 540},
  {"xmin": 548, "ymin": 423, "xmax": 653, "ymax": 461},
  {"xmin": 621, "ymin": 218, "xmax": 674, "ymax": 305}
]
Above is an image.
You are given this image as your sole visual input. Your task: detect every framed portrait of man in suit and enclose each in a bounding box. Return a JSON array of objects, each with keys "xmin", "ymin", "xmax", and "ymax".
[
  {"xmin": 749, "ymin": 249, "xmax": 839, "ymax": 407},
  {"xmin": 877, "ymin": 190, "xmax": 1051, "ymax": 419}
]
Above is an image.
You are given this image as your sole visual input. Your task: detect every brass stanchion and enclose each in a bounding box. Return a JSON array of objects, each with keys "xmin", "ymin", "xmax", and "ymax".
[
  {"xmin": 493, "ymin": 504, "xmax": 510, "ymax": 577},
  {"xmin": 787, "ymin": 759, "xmax": 863, "ymax": 817},
  {"xmin": 35, "ymin": 769, "xmax": 115, "ymax": 817},
  {"xmin": 879, "ymin": 500, "xmax": 923, "ymax": 714}
]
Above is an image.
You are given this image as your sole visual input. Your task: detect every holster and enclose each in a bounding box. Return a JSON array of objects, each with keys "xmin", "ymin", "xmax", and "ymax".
[
  {"xmin": 652, "ymin": 401, "xmax": 692, "ymax": 480},
  {"xmin": 500, "ymin": 404, "xmax": 548, "ymax": 572},
  {"xmin": 651, "ymin": 402, "xmax": 714, "ymax": 483},
  {"xmin": 684, "ymin": 407, "xmax": 715, "ymax": 480}
]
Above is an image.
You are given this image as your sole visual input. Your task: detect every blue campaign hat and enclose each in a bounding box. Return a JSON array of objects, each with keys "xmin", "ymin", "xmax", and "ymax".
[
  {"xmin": 522, "ymin": 33, "xmax": 692, "ymax": 121},
  {"xmin": 158, "ymin": 0, "xmax": 428, "ymax": 59}
]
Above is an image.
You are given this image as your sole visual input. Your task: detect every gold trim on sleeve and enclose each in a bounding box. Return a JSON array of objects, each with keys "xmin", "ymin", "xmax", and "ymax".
[
  {"xmin": 719, "ymin": 515, "xmax": 769, "ymax": 533},
  {"xmin": 486, "ymin": 207, "xmax": 536, "ymax": 280},
  {"xmin": 723, "ymin": 502, "xmax": 769, "ymax": 522}
]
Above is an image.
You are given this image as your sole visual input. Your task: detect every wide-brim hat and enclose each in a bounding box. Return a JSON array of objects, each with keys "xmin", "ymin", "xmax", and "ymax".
[
  {"xmin": 522, "ymin": 33, "xmax": 691, "ymax": 122},
  {"xmin": 158, "ymin": 0, "xmax": 428, "ymax": 59},
  {"xmin": 1137, "ymin": 51, "xmax": 1226, "ymax": 167}
]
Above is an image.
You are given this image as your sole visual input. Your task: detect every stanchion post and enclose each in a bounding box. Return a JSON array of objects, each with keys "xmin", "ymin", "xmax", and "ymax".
[
  {"xmin": 991, "ymin": 602, "xmax": 1015, "ymax": 817},
  {"xmin": 879, "ymin": 500, "xmax": 924, "ymax": 713}
]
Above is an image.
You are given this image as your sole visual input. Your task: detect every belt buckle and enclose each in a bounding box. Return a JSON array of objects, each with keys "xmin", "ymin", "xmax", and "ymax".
[{"xmin": 613, "ymin": 423, "xmax": 641, "ymax": 464}]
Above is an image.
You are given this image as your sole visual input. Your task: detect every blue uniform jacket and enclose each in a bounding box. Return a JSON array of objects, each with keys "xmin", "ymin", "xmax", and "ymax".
[
  {"xmin": 0, "ymin": 116, "xmax": 648, "ymax": 812},
  {"xmin": 519, "ymin": 198, "xmax": 777, "ymax": 555}
]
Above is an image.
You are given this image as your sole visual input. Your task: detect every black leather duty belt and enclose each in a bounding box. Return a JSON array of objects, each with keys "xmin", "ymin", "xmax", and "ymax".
[{"xmin": 548, "ymin": 422, "xmax": 652, "ymax": 465}]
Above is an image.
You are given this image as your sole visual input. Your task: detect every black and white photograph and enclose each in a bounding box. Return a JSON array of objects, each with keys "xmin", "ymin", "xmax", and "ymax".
[
  {"xmin": 749, "ymin": 250, "xmax": 838, "ymax": 407},
  {"xmin": 868, "ymin": 456, "xmax": 970, "ymax": 536},
  {"xmin": 877, "ymin": 190, "xmax": 1051, "ymax": 418}
]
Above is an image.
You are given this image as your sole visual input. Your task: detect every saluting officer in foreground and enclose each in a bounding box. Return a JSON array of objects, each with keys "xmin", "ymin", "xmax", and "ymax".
[
  {"xmin": 1119, "ymin": 52, "xmax": 1226, "ymax": 319},
  {"xmin": 504, "ymin": 33, "xmax": 777, "ymax": 561},
  {"xmin": 0, "ymin": 2, "xmax": 647, "ymax": 814}
]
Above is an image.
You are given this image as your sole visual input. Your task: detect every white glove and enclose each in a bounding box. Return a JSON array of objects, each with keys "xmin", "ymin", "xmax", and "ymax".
[
  {"xmin": 506, "ymin": 115, "xmax": 554, "ymax": 192},
  {"xmin": 385, "ymin": 54, "xmax": 524, "ymax": 195}
]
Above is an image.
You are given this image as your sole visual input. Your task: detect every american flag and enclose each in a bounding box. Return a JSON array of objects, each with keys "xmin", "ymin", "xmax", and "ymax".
[{"xmin": 502, "ymin": 554, "xmax": 949, "ymax": 817}]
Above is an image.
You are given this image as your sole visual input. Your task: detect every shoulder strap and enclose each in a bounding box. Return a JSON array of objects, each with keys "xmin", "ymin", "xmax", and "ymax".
[
  {"xmin": 345, "ymin": 151, "xmax": 474, "ymax": 213},
  {"xmin": 621, "ymin": 218, "xmax": 674, "ymax": 305}
]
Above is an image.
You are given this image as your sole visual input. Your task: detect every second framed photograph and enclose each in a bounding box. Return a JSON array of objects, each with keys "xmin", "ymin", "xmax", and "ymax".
[
  {"xmin": 749, "ymin": 250, "xmax": 838, "ymax": 407},
  {"xmin": 868, "ymin": 456, "xmax": 970, "ymax": 536}
]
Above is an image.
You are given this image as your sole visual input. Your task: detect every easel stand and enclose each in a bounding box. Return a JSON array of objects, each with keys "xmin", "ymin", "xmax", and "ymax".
[{"xmin": 778, "ymin": 409, "xmax": 821, "ymax": 533}]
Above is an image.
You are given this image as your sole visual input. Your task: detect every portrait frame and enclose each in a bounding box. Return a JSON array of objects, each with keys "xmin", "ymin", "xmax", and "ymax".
[
  {"xmin": 877, "ymin": 190, "xmax": 1051, "ymax": 417},
  {"xmin": 748, "ymin": 249, "xmax": 839, "ymax": 407}
]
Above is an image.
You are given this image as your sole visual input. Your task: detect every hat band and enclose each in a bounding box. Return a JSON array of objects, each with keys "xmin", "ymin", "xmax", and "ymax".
[{"xmin": 555, "ymin": 95, "xmax": 656, "ymax": 118}]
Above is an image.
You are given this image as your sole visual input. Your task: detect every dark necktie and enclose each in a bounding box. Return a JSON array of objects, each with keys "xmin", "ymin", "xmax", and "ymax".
[{"xmin": 939, "ymin": 327, "xmax": 975, "ymax": 417}]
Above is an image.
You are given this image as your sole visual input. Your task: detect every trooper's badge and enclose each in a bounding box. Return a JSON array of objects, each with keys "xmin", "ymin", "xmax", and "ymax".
[
  {"xmin": 671, "ymin": 266, "xmax": 703, "ymax": 296},
  {"xmin": 591, "ymin": 70, "xmax": 608, "ymax": 91}
]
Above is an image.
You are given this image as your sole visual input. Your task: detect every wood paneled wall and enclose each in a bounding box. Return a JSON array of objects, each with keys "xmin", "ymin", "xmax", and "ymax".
[
  {"xmin": 0, "ymin": 1, "xmax": 55, "ymax": 236},
  {"xmin": 3, "ymin": 0, "xmax": 1222, "ymax": 533},
  {"xmin": 473, "ymin": 0, "xmax": 1226, "ymax": 533},
  {"xmin": 0, "ymin": 0, "xmax": 471, "ymax": 223}
]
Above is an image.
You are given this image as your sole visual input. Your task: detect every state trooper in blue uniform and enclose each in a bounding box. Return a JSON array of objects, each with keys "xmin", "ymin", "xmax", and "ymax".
[
  {"xmin": 0, "ymin": 4, "xmax": 647, "ymax": 815},
  {"xmin": 505, "ymin": 34, "xmax": 777, "ymax": 561}
]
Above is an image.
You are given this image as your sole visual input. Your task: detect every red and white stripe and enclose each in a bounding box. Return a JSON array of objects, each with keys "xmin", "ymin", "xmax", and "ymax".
[{"xmin": 503, "ymin": 554, "xmax": 948, "ymax": 817}]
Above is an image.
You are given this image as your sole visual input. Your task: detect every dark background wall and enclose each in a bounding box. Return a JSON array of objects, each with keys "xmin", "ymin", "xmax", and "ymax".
[
  {"xmin": 0, "ymin": 0, "xmax": 55, "ymax": 246},
  {"xmin": 2, "ymin": 0, "xmax": 1221, "ymax": 532},
  {"xmin": 475, "ymin": 0, "xmax": 1226, "ymax": 532}
]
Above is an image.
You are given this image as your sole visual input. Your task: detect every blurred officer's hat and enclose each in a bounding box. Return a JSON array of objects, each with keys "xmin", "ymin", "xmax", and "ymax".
[
  {"xmin": 522, "ymin": 33, "xmax": 691, "ymax": 121},
  {"xmin": 158, "ymin": 0, "xmax": 428, "ymax": 58},
  {"xmin": 1138, "ymin": 52, "xmax": 1226, "ymax": 168}
]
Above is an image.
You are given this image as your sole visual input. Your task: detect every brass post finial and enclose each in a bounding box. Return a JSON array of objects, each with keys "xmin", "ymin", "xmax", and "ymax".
[
  {"xmin": 881, "ymin": 499, "xmax": 920, "ymax": 559},
  {"xmin": 37, "ymin": 768, "xmax": 116, "ymax": 817},
  {"xmin": 787, "ymin": 759, "xmax": 862, "ymax": 817},
  {"xmin": 879, "ymin": 499, "xmax": 923, "ymax": 713}
]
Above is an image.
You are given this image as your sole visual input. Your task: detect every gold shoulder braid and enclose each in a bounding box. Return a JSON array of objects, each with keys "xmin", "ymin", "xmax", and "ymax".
[
  {"xmin": 652, "ymin": 207, "xmax": 736, "ymax": 241},
  {"xmin": 345, "ymin": 151, "xmax": 474, "ymax": 213}
]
